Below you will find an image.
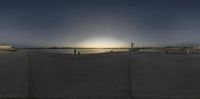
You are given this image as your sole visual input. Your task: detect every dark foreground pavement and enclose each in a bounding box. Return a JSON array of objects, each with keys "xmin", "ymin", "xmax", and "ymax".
[
  {"xmin": 0, "ymin": 51, "xmax": 28, "ymax": 98},
  {"xmin": 29, "ymin": 52, "xmax": 130, "ymax": 98},
  {"xmin": 132, "ymin": 52, "xmax": 200, "ymax": 98},
  {"xmin": 1, "ymin": 51, "xmax": 200, "ymax": 98}
]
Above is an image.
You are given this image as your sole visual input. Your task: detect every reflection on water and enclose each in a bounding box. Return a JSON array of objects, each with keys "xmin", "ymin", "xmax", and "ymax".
[{"xmin": 32, "ymin": 49, "xmax": 128, "ymax": 54}]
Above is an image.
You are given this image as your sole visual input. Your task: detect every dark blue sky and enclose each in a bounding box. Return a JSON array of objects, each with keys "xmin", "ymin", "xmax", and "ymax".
[{"xmin": 1, "ymin": 0, "xmax": 200, "ymax": 47}]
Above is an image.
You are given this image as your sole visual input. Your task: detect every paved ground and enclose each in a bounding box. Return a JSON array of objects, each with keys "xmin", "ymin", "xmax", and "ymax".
[
  {"xmin": 29, "ymin": 52, "xmax": 130, "ymax": 98},
  {"xmin": 0, "ymin": 51, "xmax": 28, "ymax": 98},
  {"xmin": 1, "ymin": 51, "xmax": 200, "ymax": 98},
  {"xmin": 132, "ymin": 52, "xmax": 200, "ymax": 98}
]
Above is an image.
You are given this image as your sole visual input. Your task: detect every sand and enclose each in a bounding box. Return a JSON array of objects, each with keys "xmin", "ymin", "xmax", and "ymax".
[{"xmin": 1, "ymin": 50, "xmax": 200, "ymax": 98}]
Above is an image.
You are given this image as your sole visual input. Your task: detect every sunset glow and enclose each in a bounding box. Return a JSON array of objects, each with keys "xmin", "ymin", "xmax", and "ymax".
[{"xmin": 75, "ymin": 37, "xmax": 128, "ymax": 48}]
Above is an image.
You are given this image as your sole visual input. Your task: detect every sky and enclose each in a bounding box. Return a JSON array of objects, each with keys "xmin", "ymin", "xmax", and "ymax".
[{"xmin": 0, "ymin": 0, "xmax": 200, "ymax": 48}]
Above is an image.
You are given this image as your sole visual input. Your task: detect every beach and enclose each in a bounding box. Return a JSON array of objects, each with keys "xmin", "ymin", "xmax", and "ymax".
[{"xmin": 1, "ymin": 50, "xmax": 200, "ymax": 98}]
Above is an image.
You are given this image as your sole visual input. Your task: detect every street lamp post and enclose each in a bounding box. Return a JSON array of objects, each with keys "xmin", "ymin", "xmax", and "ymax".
[{"xmin": 131, "ymin": 42, "xmax": 134, "ymax": 52}]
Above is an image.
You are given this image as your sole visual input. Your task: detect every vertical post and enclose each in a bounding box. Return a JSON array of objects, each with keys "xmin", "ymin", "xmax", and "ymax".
[
  {"xmin": 131, "ymin": 42, "xmax": 134, "ymax": 52},
  {"xmin": 27, "ymin": 51, "xmax": 31, "ymax": 98},
  {"xmin": 128, "ymin": 42, "xmax": 134, "ymax": 98},
  {"xmin": 129, "ymin": 52, "xmax": 133, "ymax": 99}
]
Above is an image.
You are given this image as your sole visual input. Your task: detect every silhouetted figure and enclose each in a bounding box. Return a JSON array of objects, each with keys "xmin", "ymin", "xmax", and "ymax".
[
  {"xmin": 78, "ymin": 51, "xmax": 80, "ymax": 55},
  {"xmin": 74, "ymin": 49, "xmax": 77, "ymax": 55},
  {"xmin": 187, "ymin": 49, "xmax": 190, "ymax": 55}
]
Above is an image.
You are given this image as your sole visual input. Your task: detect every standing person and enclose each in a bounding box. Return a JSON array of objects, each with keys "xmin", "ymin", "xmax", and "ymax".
[
  {"xmin": 78, "ymin": 51, "xmax": 80, "ymax": 55},
  {"xmin": 187, "ymin": 49, "xmax": 190, "ymax": 55},
  {"xmin": 74, "ymin": 49, "xmax": 76, "ymax": 55}
]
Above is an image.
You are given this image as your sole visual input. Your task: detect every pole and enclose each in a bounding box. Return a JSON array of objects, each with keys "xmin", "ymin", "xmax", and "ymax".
[{"xmin": 128, "ymin": 43, "xmax": 133, "ymax": 99}]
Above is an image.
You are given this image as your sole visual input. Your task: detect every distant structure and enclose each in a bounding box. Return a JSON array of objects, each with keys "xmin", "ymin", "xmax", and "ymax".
[
  {"xmin": 0, "ymin": 44, "xmax": 16, "ymax": 51},
  {"xmin": 0, "ymin": 45, "xmax": 12, "ymax": 49},
  {"xmin": 130, "ymin": 42, "xmax": 134, "ymax": 52}
]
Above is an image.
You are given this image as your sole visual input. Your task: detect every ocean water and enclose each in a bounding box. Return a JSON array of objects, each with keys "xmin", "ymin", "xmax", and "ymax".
[{"xmin": 27, "ymin": 49, "xmax": 128, "ymax": 54}]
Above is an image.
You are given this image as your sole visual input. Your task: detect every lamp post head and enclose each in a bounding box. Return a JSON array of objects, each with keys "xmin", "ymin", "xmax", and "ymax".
[{"xmin": 131, "ymin": 42, "xmax": 134, "ymax": 48}]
